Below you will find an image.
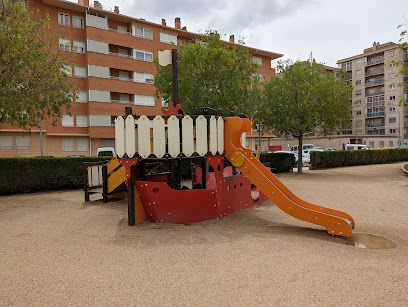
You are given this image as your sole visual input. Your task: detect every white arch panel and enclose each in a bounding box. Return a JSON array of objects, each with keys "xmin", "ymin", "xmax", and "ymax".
[
  {"xmin": 209, "ymin": 116, "xmax": 217, "ymax": 155},
  {"xmin": 168, "ymin": 115, "xmax": 180, "ymax": 158},
  {"xmin": 138, "ymin": 115, "xmax": 151, "ymax": 159},
  {"xmin": 182, "ymin": 116, "xmax": 194, "ymax": 157},
  {"xmin": 196, "ymin": 115, "xmax": 208, "ymax": 156},
  {"xmin": 217, "ymin": 117, "xmax": 224, "ymax": 154},
  {"xmin": 115, "ymin": 116, "xmax": 125, "ymax": 158},
  {"xmin": 125, "ymin": 115, "xmax": 137, "ymax": 158},
  {"xmin": 153, "ymin": 115, "xmax": 166, "ymax": 158}
]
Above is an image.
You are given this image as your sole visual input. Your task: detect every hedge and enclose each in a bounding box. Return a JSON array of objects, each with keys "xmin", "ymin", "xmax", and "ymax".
[
  {"xmin": 0, "ymin": 153, "xmax": 294, "ymax": 195},
  {"xmin": 0, "ymin": 157, "xmax": 110, "ymax": 195},
  {"xmin": 310, "ymin": 148, "xmax": 408, "ymax": 169}
]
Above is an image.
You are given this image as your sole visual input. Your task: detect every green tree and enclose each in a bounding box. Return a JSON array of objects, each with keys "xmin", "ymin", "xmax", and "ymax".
[
  {"xmin": 154, "ymin": 30, "xmax": 259, "ymax": 115},
  {"xmin": 0, "ymin": 0, "xmax": 75, "ymax": 130},
  {"xmin": 259, "ymin": 60, "xmax": 352, "ymax": 173}
]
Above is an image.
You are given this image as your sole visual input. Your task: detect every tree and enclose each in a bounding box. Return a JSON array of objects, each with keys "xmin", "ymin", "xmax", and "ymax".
[
  {"xmin": 0, "ymin": 0, "xmax": 75, "ymax": 130},
  {"xmin": 259, "ymin": 60, "xmax": 352, "ymax": 173},
  {"xmin": 154, "ymin": 30, "xmax": 259, "ymax": 115}
]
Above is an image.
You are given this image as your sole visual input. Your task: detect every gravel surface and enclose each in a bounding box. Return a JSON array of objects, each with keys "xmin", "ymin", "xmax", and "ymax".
[{"xmin": 1, "ymin": 162, "xmax": 407, "ymax": 306}]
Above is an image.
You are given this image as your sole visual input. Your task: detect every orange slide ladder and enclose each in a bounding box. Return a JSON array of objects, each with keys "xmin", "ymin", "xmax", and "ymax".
[{"xmin": 224, "ymin": 117, "xmax": 355, "ymax": 237}]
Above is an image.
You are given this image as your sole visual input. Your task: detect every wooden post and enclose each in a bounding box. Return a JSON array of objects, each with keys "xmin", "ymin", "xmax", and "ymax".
[
  {"xmin": 102, "ymin": 164, "xmax": 108, "ymax": 203},
  {"xmin": 127, "ymin": 165, "xmax": 135, "ymax": 226},
  {"xmin": 172, "ymin": 49, "xmax": 179, "ymax": 106}
]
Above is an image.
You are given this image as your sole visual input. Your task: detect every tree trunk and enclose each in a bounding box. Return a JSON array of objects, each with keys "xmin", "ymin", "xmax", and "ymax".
[{"xmin": 297, "ymin": 135, "xmax": 303, "ymax": 174}]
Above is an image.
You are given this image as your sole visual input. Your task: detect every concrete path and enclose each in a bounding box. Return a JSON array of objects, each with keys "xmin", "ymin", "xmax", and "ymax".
[{"xmin": 0, "ymin": 162, "xmax": 407, "ymax": 306}]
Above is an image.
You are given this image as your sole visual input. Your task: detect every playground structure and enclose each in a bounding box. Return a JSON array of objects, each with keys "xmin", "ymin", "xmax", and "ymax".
[{"xmin": 111, "ymin": 106, "xmax": 355, "ymax": 237}]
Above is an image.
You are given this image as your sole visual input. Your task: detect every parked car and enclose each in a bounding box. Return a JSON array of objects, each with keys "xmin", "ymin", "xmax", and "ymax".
[
  {"xmin": 67, "ymin": 155, "xmax": 85, "ymax": 157},
  {"xmin": 290, "ymin": 144, "xmax": 314, "ymax": 152},
  {"xmin": 325, "ymin": 148, "xmax": 336, "ymax": 151},
  {"xmin": 97, "ymin": 147, "xmax": 116, "ymax": 157},
  {"xmin": 274, "ymin": 150, "xmax": 310, "ymax": 166}
]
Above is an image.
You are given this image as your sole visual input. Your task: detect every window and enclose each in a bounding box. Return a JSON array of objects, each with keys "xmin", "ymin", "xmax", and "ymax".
[
  {"xmin": 76, "ymin": 90, "xmax": 88, "ymax": 103},
  {"xmin": 76, "ymin": 115, "xmax": 88, "ymax": 127},
  {"xmin": 389, "ymin": 106, "xmax": 396, "ymax": 112},
  {"xmin": 389, "ymin": 73, "xmax": 396, "ymax": 79},
  {"xmin": 133, "ymin": 26, "xmax": 153, "ymax": 39},
  {"xmin": 0, "ymin": 136, "xmax": 13, "ymax": 149},
  {"xmin": 356, "ymin": 120, "xmax": 362, "ymax": 126},
  {"xmin": 390, "ymin": 84, "xmax": 396, "ymax": 90},
  {"xmin": 118, "ymin": 48, "xmax": 129, "ymax": 57},
  {"xmin": 134, "ymin": 72, "xmax": 154, "ymax": 84},
  {"xmin": 161, "ymin": 98, "xmax": 167, "ymax": 107},
  {"xmin": 389, "ymin": 117, "xmax": 396, "ymax": 123},
  {"xmin": 368, "ymin": 88, "xmax": 375, "ymax": 95},
  {"xmin": 355, "ymin": 59, "xmax": 362, "ymax": 65},
  {"xmin": 62, "ymin": 114, "xmax": 74, "ymax": 127},
  {"xmin": 389, "ymin": 95, "xmax": 396, "ymax": 101},
  {"xmin": 389, "ymin": 63, "xmax": 395, "ymax": 68},
  {"xmin": 119, "ymin": 94, "xmax": 129, "ymax": 103},
  {"xmin": 252, "ymin": 56, "xmax": 262, "ymax": 66},
  {"xmin": 73, "ymin": 41, "xmax": 85, "ymax": 54},
  {"xmin": 72, "ymin": 16, "xmax": 84, "ymax": 29},
  {"xmin": 134, "ymin": 94, "xmax": 155, "ymax": 106},
  {"xmin": 77, "ymin": 139, "xmax": 88, "ymax": 151},
  {"xmin": 74, "ymin": 66, "xmax": 87, "ymax": 78},
  {"xmin": 389, "ymin": 128, "xmax": 396, "ymax": 134},
  {"xmin": 16, "ymin": 136, "xmax": 30, "ymax": 149},
  {"xmin": 356, "ymin": 79, "xmax": 361, "ymax": 85},
  {"xmin": 134, "ymin": 49, "xmax": 153, "ymax": 62},
  {"xmin": 389, "ymin": 141, "xmax": 393, "ymax": 147},
  {"xmin": 119, "ymin": 71, "xmax": 129, "ymax": 80},
  {"xmin": 62, "ymin": 138, "xmax": 75, "ymax": 151},
  {"xmin": 58, "ymin": 12, "xmax": 70, "ymax": 26},
  {"xmin": 379, "ymin": 141, "xmax": 384, "ymax": 148},
  {"xmin": 355, "ymin": 69, "xmax": 361, "ymax": 76},
  {"xmin": 388, "ymin": 50, "xmax": 395, "ymax": 57},
  {"xmin": 61, "ymin": 64, "xmax": 72, "ymax": 77},
  {"xmin": 59, "ymin": 38, "xmax": 71, "ymax": 51},
  {"xmin": 356, "ymin": 110, "xmax": 362, "ymax": 116},
  {"xmin": 253, "ymin": 74, "xmax": 263, "ymax": 82},
  {"xmin": 369, "ymin": 141, "xmax": 374, "ymax": 148},
  {"xmin": 355, "ymin": 100, "xmax": 362, "ymax": 106},
  {"xmin": 160, "ymin": 32, "xmax": 177, "ymax": 45},
  {"xmin": 355, "ymin": 90, "xmax": 362, "ymax": 96}
]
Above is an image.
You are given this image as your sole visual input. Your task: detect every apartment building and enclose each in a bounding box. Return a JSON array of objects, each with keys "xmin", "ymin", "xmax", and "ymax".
[
  {"xmin": 337, "ymin": 42, "xmax": 408, "ymax": 148},
  {"xmin": 0, "ymin": 0, "xmax": 283, "ymax": 157}
]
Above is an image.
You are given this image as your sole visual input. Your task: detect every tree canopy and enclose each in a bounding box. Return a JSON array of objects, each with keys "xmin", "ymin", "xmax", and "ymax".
[
  {"xmin": 259, "ymin": 60, "xmax": 352, "ymax": 172},
  {"xmin": 0, "ymin": 0, "xmax": 75, "ymax": 130},
  {"xmin": 154, "ymin": 30, "xmax": 259, "ymax": 115}
]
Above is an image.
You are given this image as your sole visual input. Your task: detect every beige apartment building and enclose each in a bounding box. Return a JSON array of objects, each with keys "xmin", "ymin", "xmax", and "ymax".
[{"xmin": 337, "ymin": 42, "xmax": 408, "ymax": 148}]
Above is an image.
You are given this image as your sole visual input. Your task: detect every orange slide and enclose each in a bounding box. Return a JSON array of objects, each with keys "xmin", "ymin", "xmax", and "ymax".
[{"xmin": 224, "ymin": 117, "xmax": 355, "ymax": 237}]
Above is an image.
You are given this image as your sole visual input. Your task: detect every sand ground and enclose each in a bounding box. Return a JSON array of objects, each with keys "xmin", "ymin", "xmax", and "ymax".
[{"xmin": 0, "ymin": 162, "xmax": 407, "ymax": 306}]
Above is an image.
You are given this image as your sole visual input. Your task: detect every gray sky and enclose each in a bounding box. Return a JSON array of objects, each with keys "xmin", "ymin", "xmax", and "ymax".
[{"xmin": 84, "ymin": 0, "xmax": 407, "ymax": 68}]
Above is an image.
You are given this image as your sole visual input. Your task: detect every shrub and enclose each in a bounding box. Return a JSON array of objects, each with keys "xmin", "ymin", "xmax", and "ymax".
[
  {"xmin": 0, "ymin": 157, "xmax": 109, "ymax": 195},
  {"xmin": 311, "ymin": 149, "xmax": 408, "ymax": 169}
]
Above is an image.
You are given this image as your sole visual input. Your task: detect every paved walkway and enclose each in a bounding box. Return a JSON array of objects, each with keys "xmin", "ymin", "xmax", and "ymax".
[{"xmin": 0, "ymin": 162, "xmax": 407, "ymax": 306}]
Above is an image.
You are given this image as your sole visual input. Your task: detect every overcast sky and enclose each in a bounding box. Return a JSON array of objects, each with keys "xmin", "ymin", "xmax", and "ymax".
[{"xmin": 84, "ymin": 0, "xmax": 407, "ymax": 68}]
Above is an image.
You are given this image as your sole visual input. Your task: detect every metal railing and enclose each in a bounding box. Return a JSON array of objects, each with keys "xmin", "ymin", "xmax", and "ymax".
[
  {"xmin": 366, "ymin": 58, "xmax": 384, "ymax": 66},
  {"xmin": 365, "ymin": 127, "xmax": 385, "ymax": 135},
  {"xmin": 108, "ymin": 28, "xmax": 132, "ymax": 36},
  {"xmin": 366, "ymin": 100, "xmax": 385, "ymax": 107},
  {"xmin": 110, "ymin": 76, "xmax": 132, "ymax": 82},
  {"xmin": 366, "ymin": 88, "xmax": 385, "ymax": 96},
  {"xmin": 110, "ymin": 100, "xmax": 133, "ymax": 105},
  {"xmin": 365, "ymin": 79, "xmax": 384, "ymax": 87},
  {"xmin": 366, "ymin": 111, "xmax": 385, "ymax": 118},
  {"xmin": 365, "ymin": 67, "xmax": 384, "ymax": 76}
]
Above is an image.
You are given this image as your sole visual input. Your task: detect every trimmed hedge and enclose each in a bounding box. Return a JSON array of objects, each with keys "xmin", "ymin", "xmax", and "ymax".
[
  {"xmin": 0, "ymin": 153, "xmax": 294, "ymax": 195},
  {"xmin": 0, "ymin": 157, "xmax": 110, "ymax": 195},
  {"xmin": 311, "ymin": 149, "xmax": 408, "ymax": 169}
]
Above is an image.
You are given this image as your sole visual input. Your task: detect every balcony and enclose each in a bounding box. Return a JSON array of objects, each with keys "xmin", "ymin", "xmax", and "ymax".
[
  {"xmin": 365, "ymin": 127, "xmax": 385, "ymax": 135},
  {"xmin": 366, "ymin": 88, "xmax": 384, "ymax": 96},
  {"xmin": 365, "ymin": 67, "xmax": 384, "ymax": 77},
  {"xmin": 109, "ymin": 51, "xmax": 133, "ymax": 59},
  {"xmin": 366, "ymin": 57, "xmax": 384, "ymax": 66},
  {"xmin": 366, "ymin": 100, "xmax": 385, "ymax": 107},
  {"xmin": 365, "ymin": 79, "xmax": 384, "ymax": 87},
  {"xmin": 366, "ymin": 111, "xmax": 385, "ymax": 118}
]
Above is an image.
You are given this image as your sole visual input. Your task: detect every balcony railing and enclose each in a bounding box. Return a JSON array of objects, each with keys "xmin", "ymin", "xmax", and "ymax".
[
  {"xmin": 366, "ymin": 100, "xmax": 385, "ymax": 107},
  {"xmin": 108, "ymin": 28, "xmax": 132, "ymax": 36},
  {"xmin": 365, "ymin": 79, "xmax": 384, "ymax": 87},
  {"xmin": 109, "ymin": 52, "xmax": 133, "ymax": 59},
  {"xmin": 110, "ymin": 100, "xmax": 132, "ymax": 104},
  {"xmin": 365, "ymin": 127, "xmax": 385, "ymax": 135},
  {"xmin": 366, "ymin": 88, "xmax": 385, "ymax": 96},
  {"xmin": 110, "ymin": 76, "xmax": 132, "ymax": 82},
  {"xmin": 366, "ymin": 58, "xmax": 384, "ymax": 66},
  {"xmin": 366, "ymin": 111, "xmax": 385, "ymax": 118},
  {"xmin": 365, "ymin": 67, "xmax": 384, "ymax": 77}
]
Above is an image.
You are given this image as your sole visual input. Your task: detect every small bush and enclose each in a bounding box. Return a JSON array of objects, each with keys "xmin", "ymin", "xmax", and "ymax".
[{"xmin": 311, "ymin": 149, "xmax": 408, "ymax": 169}]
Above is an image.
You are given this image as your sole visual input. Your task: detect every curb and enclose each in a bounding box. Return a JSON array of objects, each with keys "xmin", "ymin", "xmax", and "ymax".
[{"xmin": 402, "ymin": 165, "xmax": 408, "ymax": 176}]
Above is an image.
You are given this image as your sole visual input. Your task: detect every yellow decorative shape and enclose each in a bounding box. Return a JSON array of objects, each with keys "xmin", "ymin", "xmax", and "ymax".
[{"xmin": 230, "ymin": 151, "xmax": 245, "ymax": 167}]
